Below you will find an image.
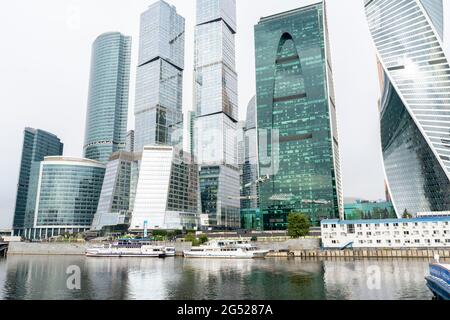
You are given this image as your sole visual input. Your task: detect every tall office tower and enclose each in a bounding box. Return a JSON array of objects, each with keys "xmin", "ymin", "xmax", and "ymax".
[
  {"xmin": 12, "ymin": 128, "xmax": 64, "ymax": 236},
  {"xmin": 130, "ymin": 146, "xmax": 199, "ymax": 231},
  {"xmin": 134, "ymin": 0, "xmax": 185, "ymax": 153},
  {"xmin": 254, "ymin": 2, "xmax": 343, "ymax": 230},
  {"xmin": 83, "ymin": 32, "xmax": 131, "ymax": 164},
  {"xmin": 23, "ymin": 157, "xmax": 105, "ymax": 240},
  {"xmin": 193, "ymin": 0, "xmax": 240, "ymax": 229},
  {"xmin": 365, "ymin": 0, "xmax": 450, "ymax": 216},
  {"xmin": 125, "ymin": 130, "xmax": 135, "ymax": 153}
]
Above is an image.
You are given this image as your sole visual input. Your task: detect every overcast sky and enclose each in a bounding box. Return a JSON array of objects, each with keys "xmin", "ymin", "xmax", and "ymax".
[{"xmin": 1, "ymin": 0, "xmax": 449, "ymax": 228}]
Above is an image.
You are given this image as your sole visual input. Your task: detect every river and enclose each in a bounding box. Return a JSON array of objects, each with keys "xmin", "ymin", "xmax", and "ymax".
[{"xmin": 0, "ymin": 256, "xmax": 438, "ymax": 300}]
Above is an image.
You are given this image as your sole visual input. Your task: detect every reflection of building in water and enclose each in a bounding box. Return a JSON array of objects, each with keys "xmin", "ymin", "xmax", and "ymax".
[
  {"xmin": 169, "ymin": 259, "xmax": 326, "ymax": 300},
  {"xmin": 322, "ymin": 259, "xmax": 432, "ymax": 300},
  {"xmin": 2, "ymin": 256, "xmax": 95, "ymax": 299}
]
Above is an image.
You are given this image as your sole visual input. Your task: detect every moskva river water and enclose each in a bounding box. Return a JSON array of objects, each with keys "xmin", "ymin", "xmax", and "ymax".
[{"xmin": 0, "ymin": 256, "xmax": 438, "ymax": 300}]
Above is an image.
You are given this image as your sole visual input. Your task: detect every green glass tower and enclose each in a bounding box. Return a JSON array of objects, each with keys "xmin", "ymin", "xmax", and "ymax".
[{"xmin": 254, "ymin": 1, "xmax": 343, "ymax": 229}]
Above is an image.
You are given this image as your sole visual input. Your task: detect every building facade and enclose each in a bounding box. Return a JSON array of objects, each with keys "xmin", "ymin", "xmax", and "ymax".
[
  {"xmin": 91, "ymin": 151, "xmax": 140, "ymax": 231},
  {"xmin": 344, "ymin": 201, "xmax": 397, "ymax": 221},
  {"xmin": 321, "ymin": 217, "xmax": 450, "ymax": 249},
  {"xmin": 130, "ymin": 146, "xmax": 199, "ymax": 231},
  {"xmin": 23, "ymin": 157, "xmax": 105, "ymax": 240},
  {"xmin": 133, "ymin": 0, "xmax": 185, "ymax": 153},
  {"xmin": 125, "ymin": 130, "xmax": 135, "ymax": 153},
  {"xmin": 254, "ymin": 2, "xmax": 343, "ymax": 230},
  {"xmin": 365, "ymin": 0, "xmax": 450, "ymax": 217},
  {"xmin": 83, "ymin": 32, "xmax": 131, "ymax": 163},
  {"xmin": 193, "ymin": 0, "xmax": 241, "ymax": 229},
  {"xmin": 12, "ymin": 128, "xmax": 64, "ymax": 236},
  {"xmin": 240, "ymin": 96, "xmax": 261, "ymax": 230}
]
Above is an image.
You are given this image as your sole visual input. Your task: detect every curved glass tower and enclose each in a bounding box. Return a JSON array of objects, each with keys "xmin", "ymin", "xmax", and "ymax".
[
  {"xmin": 23, "ymin": 157, "xmax": 105, "ymax": 240},
  {"xmin": 83, "ymin": 32, "xmax": 131, "ymax": 163},
  {"xmin": 365, "ymin": 0, "xmax": 450, "ymax": 215}
]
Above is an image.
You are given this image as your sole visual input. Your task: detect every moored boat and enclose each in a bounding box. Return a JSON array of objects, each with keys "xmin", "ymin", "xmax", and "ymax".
[
  {"xmin": 183, "ymin": 240, "xmax": 269, "ymax": 259},
  {"xmin": 425, "ymin": 256, "xmax": 450, "ymax": 300},
  {"xmin": 86, "ymin": 239, "xmax": 174, "ymax": 258}
]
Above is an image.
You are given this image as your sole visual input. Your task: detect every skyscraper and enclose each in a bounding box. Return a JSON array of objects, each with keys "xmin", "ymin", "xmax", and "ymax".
[
  {"xmin": 365, "ymin": 0, "xmax": 450, "ymax": 216},
  {"xmin": 193, "ymin": 0, "xmax": 240, "ymax": 229},
  {"xmin": 254, "ymin": 2, "xmax": 343, "ymax": 229},
  {"xmin": 83, "ymin": 32, "xmax": 131, "ymax": 163},
  {"xmin": 133, "ymin": 0, "xmax": 185, "ymax": 153},
  {"xmin": 12, "ymin": 128, "xmax": 64, "ymax": 236}
]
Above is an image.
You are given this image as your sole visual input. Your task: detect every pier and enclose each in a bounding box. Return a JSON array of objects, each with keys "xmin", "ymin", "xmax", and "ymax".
[
  {"xmin": 268, "ymin": 248, "xmax": 450, "ymax": 259},
  {"xmin": 0, "ymin": 242, "xmax": 8, "ymax": 257}
]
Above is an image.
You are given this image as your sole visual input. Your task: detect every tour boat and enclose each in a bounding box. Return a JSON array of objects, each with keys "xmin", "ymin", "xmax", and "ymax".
[
  {"xmin": 425, "ymin": 256, "xmax": 450, "ymax": 300},
  {"xmin": 183, "ymin": 240, "xmax": 269, "ymax": 259},
  {"xmin": 86, "ymin": 239, "xmax": 171, "ymax": 258}
]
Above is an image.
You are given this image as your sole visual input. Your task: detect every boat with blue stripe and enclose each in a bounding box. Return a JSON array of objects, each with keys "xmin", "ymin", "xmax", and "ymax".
[{"xmin": 425, "ymin": 257, "xmax": 450, "ymax": 300}]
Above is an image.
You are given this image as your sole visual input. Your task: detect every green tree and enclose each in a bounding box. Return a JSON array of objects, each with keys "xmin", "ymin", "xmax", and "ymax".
[
  {"xmin": 185, "ymin": 233, "xmax": 200, "ymax": 246},
  {"xmin": 199, "ymin": 234, "xmax": 208, "ymax": 244},
  {"xmin": 287, "ymin": 213, "xmax": 310, "ymax": 239},
  {"xmin": 402, "ymin": 209, "xmax": 413, "ymax": 219}
]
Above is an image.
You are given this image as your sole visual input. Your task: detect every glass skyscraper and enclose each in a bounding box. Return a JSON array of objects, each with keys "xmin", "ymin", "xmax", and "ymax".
[
  {"xmin": 133, "ymin": 0, "xmax": 185, "ymax": 153},
  {"xmin": 23, "ymin": 157, "xmax": 105, "ymax": 240},
  {"xmin": 193, "ymin": 0, "xmax": 241, "ymax": 229},
  {"xmin": 254, "ymin": 2, "xmax": 343, "ymax": 229},
  {"xmin": 12, "ymin": 128, "xmax": 63, "ymax": 235},
  {"xmin": 83, "ymin": 32, "xmax": 131, "ymax": 164},
  {"xmin": 365, "ymin": 0, "xmax": 450, "ymax": 216}
]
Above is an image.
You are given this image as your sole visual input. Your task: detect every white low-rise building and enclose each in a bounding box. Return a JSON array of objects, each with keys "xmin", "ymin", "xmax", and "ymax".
[{"xmin": 321, "ymin": 218, "xmax": 450, "ymax": 249}]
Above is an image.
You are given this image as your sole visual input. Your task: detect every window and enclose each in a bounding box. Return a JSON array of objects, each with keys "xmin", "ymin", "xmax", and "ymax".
[
  {"xmin": 435, "ymin": 239, "xmax": 441, "ymax": 243},
  {"xmin": 348, "ymin": 224, "xmax": 355, "ymax": 234},
  {"xmin": 323, "ymin": 225, "xmax": 328, "ymax": 229},
  {"xmin": 377, "ymin": 240, "xmax": 381, "ymax": 244},
  {"xmin": 404, "ymin": 231, "xmax": 410, "ymax": 235},
  {"xmin": 415, "ymin": 239, "xmax": 420, "ymax": 243},
  {"xmin": 394, "ymin": 223, "xmax": 399, "ymax": 227},
  {"xmin": 331, "ymin": 224, "xmax": 336, "ymax": 228}
]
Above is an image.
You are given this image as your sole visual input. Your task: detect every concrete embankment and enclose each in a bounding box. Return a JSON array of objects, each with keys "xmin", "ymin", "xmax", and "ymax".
[
  {"xmin": 7, "ymin": 242, "xmax": 192, "ymax": 256},
  {"xmin": 268, "ymin": 248, "xmax": 450, "ymax": 258},
  {"xmin": 7, "ymin": 240, "xmax": 449, "ymax": 259}
]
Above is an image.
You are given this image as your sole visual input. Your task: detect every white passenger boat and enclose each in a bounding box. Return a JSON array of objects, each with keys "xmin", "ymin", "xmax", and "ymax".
[
  {"xmin": 183, "ymin": 240, "xmax": 269, "ymax": 259},
  {"xmin": 86, "ymin": 239, "xmax": 172, "ymax": 258}
]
